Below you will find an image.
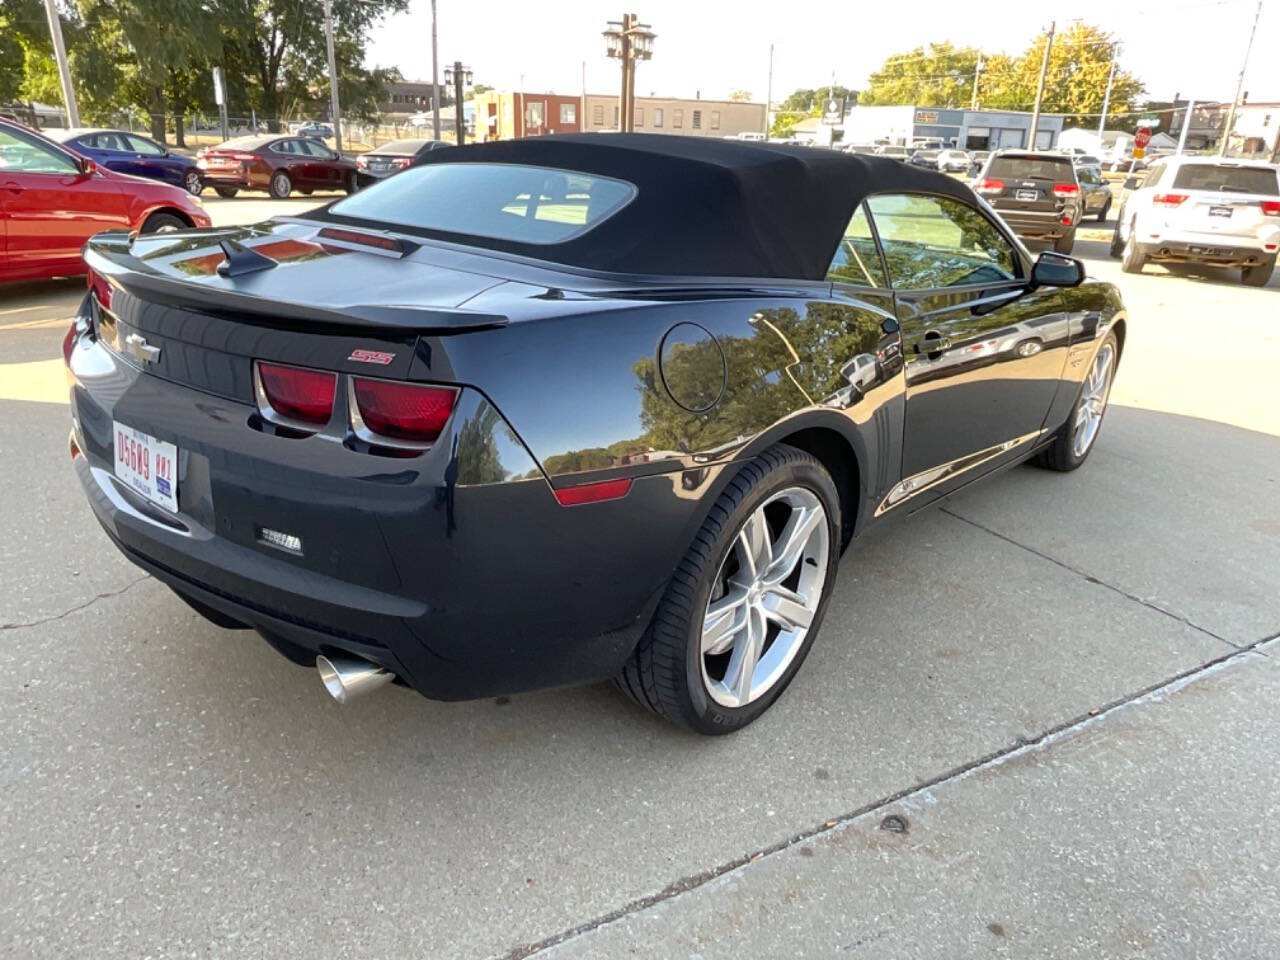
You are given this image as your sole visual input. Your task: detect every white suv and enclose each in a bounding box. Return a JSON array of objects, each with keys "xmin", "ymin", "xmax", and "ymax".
[{"xmin": 1111, "ymin": 156, "xmax": 1280, "ymax": 286}]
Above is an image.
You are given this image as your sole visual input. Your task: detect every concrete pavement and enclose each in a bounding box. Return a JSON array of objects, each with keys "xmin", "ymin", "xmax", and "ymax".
[{"xmin": 2, "ymin": 199, "xmax": 1278, "ymax": 959}]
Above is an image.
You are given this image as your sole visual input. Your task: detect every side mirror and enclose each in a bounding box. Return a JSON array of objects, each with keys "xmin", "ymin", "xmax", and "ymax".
[
  {"xmin": 1123, "ymin": 176, "xmax": 1141, "ymax": 190},
  {"xmin": 1031, "ymin": 251, "xmax": 1086, "ymax": 288},
  {"xmin": 79, "ymin": 157, "xmax": 98, "ymax": 176}
]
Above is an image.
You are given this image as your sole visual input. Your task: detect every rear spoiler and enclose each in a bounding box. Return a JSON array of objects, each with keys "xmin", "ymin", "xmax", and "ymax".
[{"xmin": 83, "ymin": 232, "xmax": 507, "ymax": 333}]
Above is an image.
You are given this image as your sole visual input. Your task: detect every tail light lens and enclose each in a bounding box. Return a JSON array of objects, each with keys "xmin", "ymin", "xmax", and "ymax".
[
  {"xmin": 553, "ymin": 477, "xmax": 633, "ymax": 507},
  {"xmin": 1261, "ymin": 200, "xmax": 1280, "ymax": 217},
  {"xmin": 257, "ymin": 362, "xmax": 336, "ymax": 426},
  {"xmin": 1153, "ymin": 193, "xmax": 1188, "ymax": 207},
  {"xmin": 975, "ymin": 178, "xmax": 1004, "ymax": 195},
  {"xmin": 231, "ymin": 152, "xmax": 258, "ymax": 162},
  {"xmin": 352, "ymin": 378, "xmax": 457, "ymax": 444},
  {"xmin": 86, "ymin": 266, "xmax": 111, "ymax": 310},
  {"xmin": 1052, "ymin": 183, "xmax": 1079, "ymax": 198},
  {"xmin": 356, "ymin": 155, "xmax": 368, "ymax": 168},
  {"xmin": 391, "ymin": 157, "xmax": 412, "ymax": 169}
]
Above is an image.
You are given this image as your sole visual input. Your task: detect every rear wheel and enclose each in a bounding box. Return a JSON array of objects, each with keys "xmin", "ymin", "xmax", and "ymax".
[
  {"xmin": 1242, "ymin": 257, "xmax": 1275, "ymax": 287},
  {"xmin": 1120, "ymin": 223, "xmax": 1146, "ymax": 274},
  {"xmin": 182, "ymin": 169, "xmax": 203, "ymax": 196},
  {"xmin": 1033, "ymin": 333, "xmax": 1118, "ymax": 472},
  {"xmin": 617, "ymin": 445, "xmax": 840, "ymax": 734},
  {"xmin": 214, "ymin": 186, "xmax": 239, "ymax": 199},
  {"xmin": 1097, "ymin": 197, "xmax": 1111, "ymax": 222},
  {"xmin": 269, "ymin": 170, "xmax": 292, "ymax": 199},
  {"xmin": 1108, "ymin": 214, "xmax": 1125, "ymax": 258},
  {"xmin": 345, "ymin": 171, "xmax": 359, "ymax": 194},
  {"xmin": 140, "ymin": 212, "xmax": 187, "ymax": 234}
]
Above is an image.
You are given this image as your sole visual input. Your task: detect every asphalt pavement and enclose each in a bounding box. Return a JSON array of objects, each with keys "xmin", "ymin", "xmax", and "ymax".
[{"xmin": 1, "ymin": 197, "xmax": 1278, "ymax": 959}]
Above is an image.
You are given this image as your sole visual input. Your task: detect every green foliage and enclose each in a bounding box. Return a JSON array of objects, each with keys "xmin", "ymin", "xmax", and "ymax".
[
  {"xmin": 858, "ymin": 24, "xmax": 1144, "ymax": 124},
  {"xmin": 729, "ymin": 89, "xmax": 752, "ymax": 102},
  {"xmin": 771, "ymin": 85, "xmax": 857, "ymax": 137}
]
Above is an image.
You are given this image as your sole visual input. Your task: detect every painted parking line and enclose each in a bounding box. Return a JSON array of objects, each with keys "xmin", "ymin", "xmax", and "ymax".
[
  {"xmin": 0, "ymin": 359, "xmax": 68, "ymax": 405},
  {"xmin": 0, "ymin": 316, "xmax": 73, "ymax": 331}
]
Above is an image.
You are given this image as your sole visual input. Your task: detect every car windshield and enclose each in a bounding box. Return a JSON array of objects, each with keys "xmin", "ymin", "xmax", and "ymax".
[
  {"xmin": 988, "ymin": 155, "xmax": 1074, "ymax": 181},
  {"xmin": 373, "ymin": 139, "xmax": 430, "ymax": 154},
  {"xmin": 1171, "ymin": 163, "xmax": 1279, "ymax": 196},
  {"xmin": 329, "ymin": 162, "xmax": 638, "ymax": 245}
]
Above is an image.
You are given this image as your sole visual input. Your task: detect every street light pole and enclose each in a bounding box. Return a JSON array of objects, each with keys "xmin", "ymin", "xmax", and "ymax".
[
  {"xmin": 1219, "ymin": 0, "xmax": 1262, "ymax": 157},
  {"xmin": 1097, "ymin": 43, "xmax": 1117, "ymax": 140},
  {"xmin": 43, "ymin": 0, "xmax": 79, "ymax": 127},
  {"xmin": 431, "ymin": 0, "xmax": 441, "ymax": 140},
  {"xmin": 619, "ymin": 13, "xmax": 632, "ymax": 131},
  {"xmin": 1176, "ymin": 98, "xmax": 1196, "ymax": 155},
  {"xmin": 970, "ymin": 55, "xmax": 982, "ymax": 111},
  {"xmin": 322, "ymin": 0, "xmax": 343, "ymax": 153},
  {"xmin": 445, "ymin": 62, "xmax": 471, "ymax": 144},
  {"xmin": 765, "ymin": 43, "xmax": 773, "ymax": 137},
  {"xmin": 1027, "ymin": 20, "xmax": 1055, "ymax": 151},
  {"xmin": 603, "ymin": 14, "xmax": 654, "ymax": 134}
]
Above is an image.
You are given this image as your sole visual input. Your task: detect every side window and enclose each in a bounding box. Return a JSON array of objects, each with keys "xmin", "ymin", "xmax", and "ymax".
[
  {"xmin": 827, "ymin": 203, "xmax": 888, "ymax": 288},
  {"xmin": 0, "ymin": 127, "xmax": 79, "ymax": 174},
  {"xmin": 866, "ymin": 193, "xmax": 1018, "ymax": 290},
  {"xmin": 303, "ymin": 140, "xmax": 333, "ymax": 158},
  {"xmin": 270, "ymin": 140, "xmax": 295, "ymax": 155},
  {"xmin": 96, "ymin": 132, "xmax": 127, "ymax": 151},
  {"xmin": 126, "ymin": 135, "xmax": 164, "ymax": 156},
  {"xmin": 1141, "ymin": 163, "xmax": 1164, "ymax": 188}
]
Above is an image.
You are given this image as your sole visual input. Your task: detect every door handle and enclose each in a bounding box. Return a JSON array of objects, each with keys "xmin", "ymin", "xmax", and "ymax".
[{"xmin": 2, "ymin": 181, "xmax": 23, "ymax": 193}]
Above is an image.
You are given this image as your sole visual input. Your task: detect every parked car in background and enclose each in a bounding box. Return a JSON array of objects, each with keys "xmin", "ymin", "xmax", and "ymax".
[
  {"xmin": 874, "ymin": 144, "xmax": 910, "ymax": 160},
  {"xmin": 196, "ymin": 135, "xmax": 357, "ymax": 199},
  {"xmin": 1110, "ymin": 156, "xmax": 1280, "ymax": 285},
  {"xmin": 973, "ymin": 150, "xmax": 1082, "ymax": 253},
  {"xmin": 936, "ymin": 149, "xmax": 969, "ymax": 173},
  {"xmin": 354, "ymin": 138, "xmax": 453, "ymax": 186},
  {"xmin": 1076, "ymin": 166, "xmax": 1113, "ymax": 221},
  {"xmin": 967, "ymin": 150, "xmax": 990, "ymax": 177},
  {"xmin": 0, "ymin": 118, "xmax": 210, "ymax": 283},
  {"xmin": 908, "ymin": 149, "xmax": 940, "ymax": 169},
  {"xmin": 46, "ymin": 128, "xmax": 204, "ymax": 196},
  {"xmin": 66, "ymin": 135, "xmax": 1124, "ymax": 734},
  {"xmin": 1072, "ymin": 154, "xmax": 1103, "ymax": 175},
  {"xmin": 842, "ymin": 144, "xmax": 878, "ymax": 156},
  {"xmin": 291, "ymin": 122, "xmax": 334, "ymax": 139}
]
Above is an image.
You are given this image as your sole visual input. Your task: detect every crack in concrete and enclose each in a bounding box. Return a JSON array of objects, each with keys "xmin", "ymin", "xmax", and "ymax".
[
  {"xmin": 501, "ymin": 632, "xmax": 1279, "ymax": 960},
  {"xmin": 1, "ymin": 575, "xmax": 151, "ymax": 630},
  {"xmin": 938, "ymin": 506, "xmax": 1251, "ymax": 653}
]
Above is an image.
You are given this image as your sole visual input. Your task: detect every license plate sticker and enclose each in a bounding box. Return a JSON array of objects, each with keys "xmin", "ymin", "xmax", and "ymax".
[
  {"xmin": 1016, "ymin": 189, "xmax": 1038, "ymax": 201},
  {"xmin": 1208, "ymin": 206, "xmax": 1232, "ymax": 218},
  {"xmin": 113, "ymin": 421, "xmax": 178, "ymax": 513}
]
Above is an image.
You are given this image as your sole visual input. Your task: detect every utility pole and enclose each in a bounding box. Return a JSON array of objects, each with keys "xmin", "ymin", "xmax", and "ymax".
[
  {"xmin": 1176, "ymin": 98, "xmax": 1196, "ymax": 155},
  {"xmin": 603, "ymin": 14, "xmax": 653, "ymax": 133},
  {"xmin": 322, "ymin": 0, "xmax": 343, "ymax": 153},
  {"xmin": 1219, "ymin": 0, "xmax": 1261, "ymax": 157},
  {"xmin": 1027, "ymin": 20, "xmax": 1055, "ymax": 151},
  {"xmin": 970, "ymin": 55, "xmax": 982, "ymax": 111},
  {"xmin": 619, "ymin": 12, "xmax": 633, "ymax": 131},
  {"xmin": 43, "ymin": 0, "xmax": 79, "ymax": 127},
  {"xmin": 765, "ymin": 43, "xmax": 773, "ymax": 136},
  {"xmin": 451, "ymin": 61, "xmax": 466, "ymax": 144},
  {"xmin": 431, "ymin": 0, "xmax": 441, "ymax": 140},
  {"xmin": 1097, "ymin": 43, "xmax": 1117, "ymax": 140}
]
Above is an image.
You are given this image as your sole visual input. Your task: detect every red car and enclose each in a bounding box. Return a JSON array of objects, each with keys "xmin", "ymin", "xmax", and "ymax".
[
  {"xmin": 0, "ymin": 118, "xmax": 211, "ymax": 284},
  {"xmin": 196, "ymin": 135, "xmax": 358, "ymax": 199}
]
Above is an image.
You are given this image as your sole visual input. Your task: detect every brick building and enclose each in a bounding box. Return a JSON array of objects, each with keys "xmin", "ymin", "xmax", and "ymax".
[{"xmin": 471, "ymin": 90, "xmax": 767, "ymax": 141}]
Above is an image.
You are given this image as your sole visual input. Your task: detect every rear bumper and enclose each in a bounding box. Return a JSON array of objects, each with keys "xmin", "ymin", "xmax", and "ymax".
[
  {"xmin": 1136, "ymin": 236, "xmax": 1277, "ymax": 268},
  {"xmin": 994, "ymin": 209, "xmax": 1076, "ymax": 240},
  {"xmin": 66, "ymin": 316, "xmax": 698, "ymax": 701}
]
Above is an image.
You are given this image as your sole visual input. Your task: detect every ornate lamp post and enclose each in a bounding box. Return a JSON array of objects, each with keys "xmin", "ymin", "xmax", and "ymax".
[
  {"xmin": 443, "ymin": 62, "xmax": 473, "ymax": 144},
  {"xmin": 603, "ymin": 14, "xmax": 655, "ymax": 132}
]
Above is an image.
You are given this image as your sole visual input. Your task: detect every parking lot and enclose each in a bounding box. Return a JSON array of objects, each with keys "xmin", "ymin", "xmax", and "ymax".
[{"xmin": 2, "ymin": 195, "xmax": 1278, "ymax": 958}]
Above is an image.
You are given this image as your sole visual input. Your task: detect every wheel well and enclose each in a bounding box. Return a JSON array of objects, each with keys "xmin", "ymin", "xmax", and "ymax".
[
  {"xmin": 1111, "ymin": 317, "xmax": 1127, "ymax": 359},
  {"xmin": 143, "ymin": 207, "xmax": 194, "ymax": 229},
  {"xmin": 776, "ymin": 427, "xmax": 859, "ymax": 549}
]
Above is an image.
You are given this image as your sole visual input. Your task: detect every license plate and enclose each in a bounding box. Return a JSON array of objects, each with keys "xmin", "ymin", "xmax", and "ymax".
[
  {"xmin": 1208, "ymin": 206, "xmax": 1232, "ymax": 218},
  {"xmin": 1016, "ymin": 189, "xmax": 1038, "ymax": 201},
  {"xmin": 1189, "ymin": 246, "xmax": 1226, "ymax": 256},
  {"xmin": 113, "ymin": 421, "xmax": 178, "ymax": 513}
]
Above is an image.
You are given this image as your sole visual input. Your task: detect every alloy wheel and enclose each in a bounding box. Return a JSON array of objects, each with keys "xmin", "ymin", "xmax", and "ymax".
[
  {"xmin": 184, "ymin": 171, "xmax": 202, "ymax": 195},
  {"xmin": 700, "ymin": 487, "xmax": 830, "ymax": 709},
  {"xmin": 1073, "ymin": 343, "xmax": 1114, "ymax": 458}
]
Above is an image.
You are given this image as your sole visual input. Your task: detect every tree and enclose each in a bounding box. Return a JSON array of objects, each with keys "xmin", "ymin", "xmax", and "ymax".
[
  {"xmin": 729, "ymin": 89, "xmax": 752, "ymax": 102},
  {"xmin": 860, "ymin": 43, "xmax": 984, "ymax": 108},
  {"xmin": 771, "ymin": 84, "xmax": 857, "ymax": 137}
]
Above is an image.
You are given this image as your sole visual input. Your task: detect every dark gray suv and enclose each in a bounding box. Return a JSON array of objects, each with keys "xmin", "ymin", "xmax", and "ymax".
[{"xmin": 973, "ymin": 150, "xmax": 1083, "ymax": 253}]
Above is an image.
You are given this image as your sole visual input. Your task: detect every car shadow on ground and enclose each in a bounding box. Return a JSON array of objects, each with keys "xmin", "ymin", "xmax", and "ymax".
[{"xmin": 0, "ymin": 277, "xmax": 85, "ymax": 311}]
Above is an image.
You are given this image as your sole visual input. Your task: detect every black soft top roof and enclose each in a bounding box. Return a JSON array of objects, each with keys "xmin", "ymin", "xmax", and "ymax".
[{"xmin": 403, "ymin": 133, "xmax": 977, "ymax": 280}]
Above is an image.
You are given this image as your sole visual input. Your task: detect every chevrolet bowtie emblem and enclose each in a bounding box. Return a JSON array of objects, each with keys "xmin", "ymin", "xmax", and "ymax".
[{"xmin": 124, "ymin": 333, "xmax": 161, "ymax": 365}]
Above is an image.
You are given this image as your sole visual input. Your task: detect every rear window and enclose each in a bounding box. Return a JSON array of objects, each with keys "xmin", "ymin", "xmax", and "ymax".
[
  {"xmin": 373, "ymin": 139, "xmax": 429, "ymax": 154},
  {"xmin": 329, "ymin": 162, "xmax": 637, "ymax": 245},
  {"xmin": 1170, "ymin": 164, "xmax": 1278, "ymax": 196},
  {"xmin": 989, "ymin": 155, "xmax": 1074, "ymax": 181}
]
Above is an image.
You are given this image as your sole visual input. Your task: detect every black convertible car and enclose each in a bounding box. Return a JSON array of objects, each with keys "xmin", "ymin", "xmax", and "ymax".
[{"xmin": 66, "ymin": 135, "xmax": 1125, "ymax": 734}]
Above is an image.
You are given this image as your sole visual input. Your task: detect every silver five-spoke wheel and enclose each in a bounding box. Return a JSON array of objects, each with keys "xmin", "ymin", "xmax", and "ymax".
[
  {"xmin": 701, "ymin": 487, "xmax": 830, "ymax": 708},
  {"xmin": 1073, "ymin": 342, "xmax": 1114, "ymax": 458}
]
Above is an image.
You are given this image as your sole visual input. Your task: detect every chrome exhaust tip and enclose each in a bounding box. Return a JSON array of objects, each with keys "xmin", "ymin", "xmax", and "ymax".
[{"xmin": 316, "ymin": 654, "xmax": 394, "ymax": 704}]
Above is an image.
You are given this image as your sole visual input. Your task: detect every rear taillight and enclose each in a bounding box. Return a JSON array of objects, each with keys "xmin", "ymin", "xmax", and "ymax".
[
  {"xmin": 975, "ymin": 178, "xmax": 1004, "ymax": 195},
  {"xmin": 86, "ymin": 266, "xmax": 110, "ymax": 310},
  {"xmin": 231, "ymin": 152, "xmax": 258, "ymax": 162},
  {"xmin": 1052, "ymin": 182, "xmax": 1079, "ymax": 198},
  {"xmin": 355, "ymin": 155, "xmax": 368, "ymax": 168},
  {"xmin": 391, "ymin": 158, "xmax": 412, "ymax": 169},
  {"xmin": 1261, "ymin": 200, "xmax": 1280, "ymax": 217},
  {"xmin": 1153, "ymin": 193, "xmax": 1188, "ymax": 208},
  {"xmin": 62, "ymin": 320, "xmax": 77, "ymax": 365},
  {"xmin": 257, "ymin": 362, "xmax": 337, "ymax": 426},
  {"xmin": 351, "ymin": 378, "xmax": 457, "ymax": 444}
]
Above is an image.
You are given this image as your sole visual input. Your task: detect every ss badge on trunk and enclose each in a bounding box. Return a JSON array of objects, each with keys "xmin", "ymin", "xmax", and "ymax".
[{"xmin": 348, "ymin": 349, "xmax": 395, "ymax": 365}]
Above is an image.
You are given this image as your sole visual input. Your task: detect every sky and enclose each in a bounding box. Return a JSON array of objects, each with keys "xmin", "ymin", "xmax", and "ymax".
[{"xmin": 367, "ymin": 0, "xmax": 1278, "ymax": 109}]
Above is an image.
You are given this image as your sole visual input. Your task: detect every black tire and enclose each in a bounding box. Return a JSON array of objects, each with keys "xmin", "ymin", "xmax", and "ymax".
[
  {"xmin": 214, "ymin": 186, "xmax": 239, "ymax": 199},
  {"xmin": 1032, "ymin": 331, "xmax": 1119, "ymax": 473},
  {"xmin": 1108, "ymin": 219, "xmax": 1124, "ymax": 258},
  {"xmin": 1053, "ymin": 232, "xmax": 1075, "ymax": 255},
  {"xmin": 616, "ymin": 444, "xmax": 841, "ymax": 734},
  {"xmin": 345, "ymin": 171, "xmax": 359, "ymax": 194},
  {"xmin": 269, "ymin": 170, "xmax": 292, "ymax": 199},
  {"xmin": 1120, "ymin": 223, "xmax": 1146, "ymax": 274},
  {"xmin": 1097, "ymin": 197, "xmax": 1111, "ymax": 222},
  {"xmin": 139, "ymin": 212, "xmax": 188, "ymax": 234},
  {"xmin": 182, "ymin": 169, "xmax": 203, "ymax": 196},
  {"xmin": 1242, "ymin": 257, "xmax": 1275, "ymax": 287}
]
